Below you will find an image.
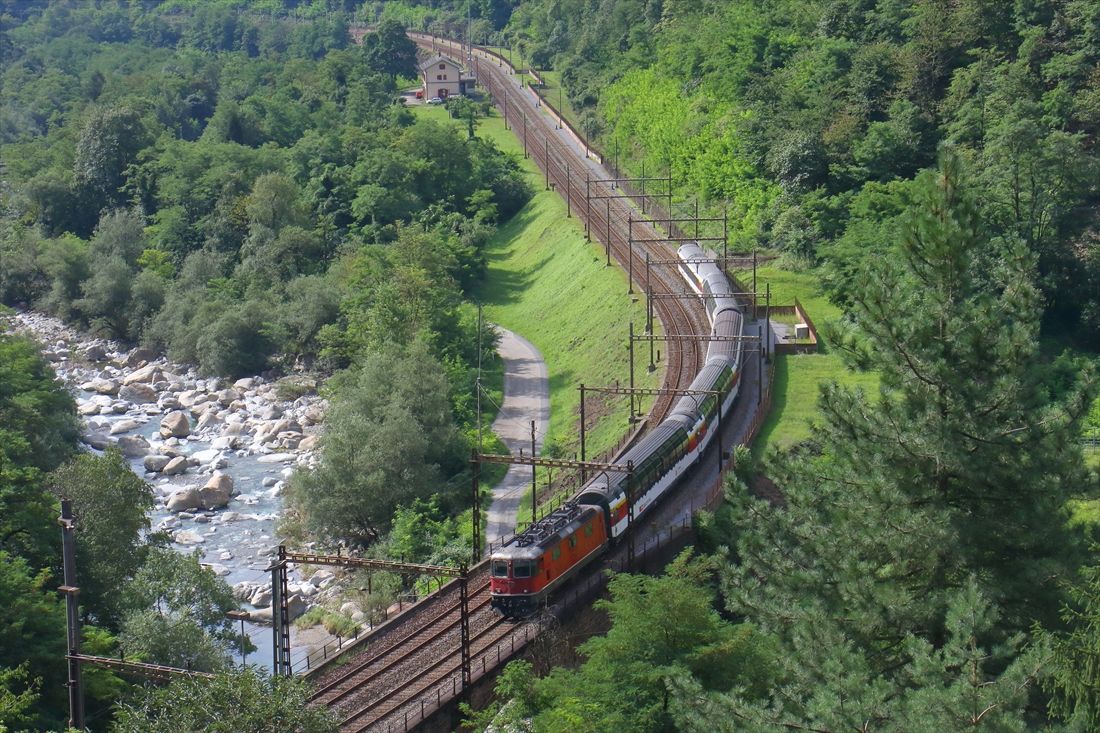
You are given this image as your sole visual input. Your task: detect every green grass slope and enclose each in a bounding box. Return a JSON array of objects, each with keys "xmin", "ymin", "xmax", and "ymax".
[
  {"xmin": 414, "ymin": 103, "xmax": 661, "ymax": 498},
  {"xmin": 736, "ymin": 264, "xmax": 879, "ymax": 453}
]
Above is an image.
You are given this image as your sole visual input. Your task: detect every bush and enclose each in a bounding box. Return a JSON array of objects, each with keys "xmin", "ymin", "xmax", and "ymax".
[{"xmin": 294, "ymin": 607, "xmax": 361, "ymax": 638}]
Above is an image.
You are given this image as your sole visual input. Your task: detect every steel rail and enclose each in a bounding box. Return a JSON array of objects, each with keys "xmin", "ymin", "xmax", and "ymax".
[{"xmin": 310, "ymin": 593, "xmax": 492, "ymax": 708}]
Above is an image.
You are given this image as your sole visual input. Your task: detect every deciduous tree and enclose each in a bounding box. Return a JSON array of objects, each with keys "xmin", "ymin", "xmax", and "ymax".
[
  {"xmin": 118, "ymin": 548, "xmax": 242, "ymax": 672},
  {"xmin": 47, "ymin": 449, "xmax": 154, "ymax": 626},
  {"xmin": 110, "ymin": 668, "xmax": 337, "ymax": 733},
  {"xmin": 286, "ymin": 340, "xmax": 464, "ymax": 547}
]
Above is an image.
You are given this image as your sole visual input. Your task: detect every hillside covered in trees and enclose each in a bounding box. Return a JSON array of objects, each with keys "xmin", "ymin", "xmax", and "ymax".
[
  {"xmin": 3, "ymin": 0, "xmax": 1100, "ymax": 731},
  {"xmin": 0, "ymin": 1, "xmax": 528, "ymax": 728},
  {"xmin": 401, "ymin": 0, "xmax": 1100, "ymax": 343},
  {"xmin": 363, "ymin": 0, "xmax": 1100, "ymax": 730}
]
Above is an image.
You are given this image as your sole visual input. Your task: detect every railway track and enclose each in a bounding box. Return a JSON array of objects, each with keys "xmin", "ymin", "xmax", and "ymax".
[
  {"xmin": 309, "ymin": 35, "xmax": 713, "ymax": 732},
  {"xmin": 309, "ymin": 564, "xmax": 539, "ymax": 732}
]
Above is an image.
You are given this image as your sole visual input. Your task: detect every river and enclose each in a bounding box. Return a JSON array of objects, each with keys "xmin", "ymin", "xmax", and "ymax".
[{"xmin": 10, "ymin": 310, "xmax": 340, "ymax": 671}]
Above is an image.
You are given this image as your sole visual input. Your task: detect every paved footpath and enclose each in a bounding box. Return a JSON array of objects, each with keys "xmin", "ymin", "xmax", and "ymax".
[{"xmin": 484, "ymin": 328, "xmax": 550, "ymax": 551}]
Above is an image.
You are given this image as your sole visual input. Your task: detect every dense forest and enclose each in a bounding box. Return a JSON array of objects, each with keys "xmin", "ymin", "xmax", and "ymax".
[
  {"xmin": 0, "ymin": 1, "xmax": 528, "ymax": 729},
  {"xmin": 3, "ymin": 0, "xmax": 1100, "ymax": 731}
]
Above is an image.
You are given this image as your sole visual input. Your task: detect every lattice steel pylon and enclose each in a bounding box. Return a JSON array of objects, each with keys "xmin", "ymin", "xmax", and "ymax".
[{"xmin": 269, "ymin": 546, "xmax": 292, "ymax": 676}]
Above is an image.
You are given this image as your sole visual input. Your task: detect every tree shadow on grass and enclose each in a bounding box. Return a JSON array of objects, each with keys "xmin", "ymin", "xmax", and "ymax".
[
  {"xmin": 752, "ymin": 353, "xmax": 789, "ymax": 458},
  {"xmin": 474, "ymin": 248, "xmax": 555, "ymax": 306}
]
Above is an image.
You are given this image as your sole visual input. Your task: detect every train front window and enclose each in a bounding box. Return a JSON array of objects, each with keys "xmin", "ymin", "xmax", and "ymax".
[
  {"xmin": 513, "ymin": 561, "xmax": 534, "ymax": 578},
  {"xmin": 491, "ymin": 561, "xmax": 509, "ymax": 578}
]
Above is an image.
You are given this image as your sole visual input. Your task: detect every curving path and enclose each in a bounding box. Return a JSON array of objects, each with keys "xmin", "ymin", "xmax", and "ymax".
[{"xmin": 484, "ymin": 327, "xmax": 550, "ymax": 549}]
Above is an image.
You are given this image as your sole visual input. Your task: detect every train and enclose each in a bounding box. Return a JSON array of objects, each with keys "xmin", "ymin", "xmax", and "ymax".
[{"xmin": 489, "ymin": 242, "xmax": 745, "ymax": 616}]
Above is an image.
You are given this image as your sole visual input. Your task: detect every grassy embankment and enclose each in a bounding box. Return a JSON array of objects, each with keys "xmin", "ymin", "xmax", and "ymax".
[
  {"xmin": 417, "ymin": 103, "xmax": 870, "ymax": 461},
  {"xmin": 412, "ymin": 103, "xmax": 662, "ymax": 524},
  {"xmin": 733, "ymin": 264, "xmax": 879, "ymax": 455}
]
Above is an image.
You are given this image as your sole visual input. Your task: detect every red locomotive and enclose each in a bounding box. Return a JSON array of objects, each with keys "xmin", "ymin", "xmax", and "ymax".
[{"xmin": 490, "ymin": 504, "xmax": 608, "ymax": 616}]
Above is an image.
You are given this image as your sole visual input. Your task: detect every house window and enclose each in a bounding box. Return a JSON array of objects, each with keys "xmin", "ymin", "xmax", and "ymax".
[
  {"xmin": 442, "ymin": 74, "xmax": 447, "ymax": 80},
  {"xmin": 437, "ymin": 74, "xmax": 442, "ymax": 80},
  {"xmin": 439, "ymin": 63, "xmax": 445, "ymax": 69}
]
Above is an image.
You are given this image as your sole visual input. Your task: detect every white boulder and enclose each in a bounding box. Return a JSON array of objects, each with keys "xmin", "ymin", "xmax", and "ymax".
[
  {"xmin": 82, "ymin": 432, "xmax": 113, "ymax": 450},
  {"xmin": 109, "ymin": 418, "xmax": 144, "ymax": 435},
  {"xmin": 124, "ymin": 347, "xmax": 157, "ymax": 368},
  {"xmin": 198, "ymin": 473, "xmax": 233, "ymax": 509},
  {"xmin": 123, "ymin": 364, "xmax": 162, "ymax": 385},
  {"xmin": 159, "ymin": 411, "xmax": 190, "ymax": 438},
  {"xmin": 143, "ymin": 454, "xmax": 171, "ymax": 472},
  {"xmin": 172, "ymin": 529, "xmax": 204, "ymax": 545},
  {"xmin": 211, "ymin": 435, "xmax": 238, "ymax": 450},
  {"xmin": 166, "ymin": 488, "xmax": 202, "ymax": 512},
  {"xmin": 116, "ymin": 435, "xmax": 151, "ymax": 457},
  {"xmin": 191, "ymin": 448, "xmax": 222, "ymax": 465},
  {"xmin": 119, "ymin": 382, "xmax": 156, "ymax": 403},
  {"xmin": 256, "ymin": 453, "xmax": 294, "ymax": 463},
  {"xmin": 162, "ymin": 456, "xmax": 188, "ymax": 475}
]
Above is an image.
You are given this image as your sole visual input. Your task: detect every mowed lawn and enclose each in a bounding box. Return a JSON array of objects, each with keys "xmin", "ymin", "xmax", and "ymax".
[
  {"xmin": 737, "ymin": 264, "xmax": 879, "ymax": 453},
  {"xmin": 414, "ymin": 102, "xmax": 661, "ymax": 466}
]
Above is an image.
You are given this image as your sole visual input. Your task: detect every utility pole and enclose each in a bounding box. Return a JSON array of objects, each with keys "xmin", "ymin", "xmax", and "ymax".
[
  {"xmin": 531, "ymin": 420, "xmax": 538, "ymax": 521},
  {"xmin": 627, "ymin": 214, "xmax": 634, "ymax": 294},
  {"xmin": 723, "ymin": 208, "xmax": 729, "ymax": 267},
  {"xmin": 471, "ymin": 451, "xmax": 481, "ymax": 562},
  {"xmin": 59, "ymin": 500, "xmax": 84, "ymax": 732},
  {"xmin": 646, "ymin": 253, "xmax": 655, "ymax": 371},
  {"xmin": 625, "ymin": 462, "xmax": 636, "ymax": 570},
  {"xmin": 476, "ymin": 302, "xmax": 483, "ymax": 454},
  {"xmin": 765, "ymin": 283, "xmax": 771, "ymax": 362},
  {"xmin": 585, "ymin": 174, "xmax": 591, "ymax": 241},
  {"xmin": 628, "ymin": 321, "xmax": 636, "ymax": 422},
  {"xmin": 269, "ymin": 546, "xmax": 291, "ymax": 677},
  {"xmin": 667, "ymin": 166, "xmax": 673, "ymax": 227},
  {"xmin": 579, "ymin": 384, "xmax": 587, "ymax": 482},
  {"xmin": 566, "ymin": 161, "xmax": 571, "ymax": 217},
  {"xmin": 758, "ymin": 319, "xmax": 764, "ymax": 405},
  {"xmin": 645, "ymin": 253, "xmax": 652, "ymax": 333},
  {"xmin": 752, "ymin": 249, "xmax": 758, "ymax": 319},
  {"xmin": 605, "ymin": 197, "xmax": 611, "ymax": 265}
]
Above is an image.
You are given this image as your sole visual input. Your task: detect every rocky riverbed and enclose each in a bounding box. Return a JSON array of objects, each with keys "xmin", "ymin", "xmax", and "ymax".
[{"xmin": 9, "ymin": 310, "xmax": 358, "ymax": 666}]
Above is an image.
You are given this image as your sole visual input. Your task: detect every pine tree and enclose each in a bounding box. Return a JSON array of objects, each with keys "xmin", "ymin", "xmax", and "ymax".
[
  {"xmin": 709, "ymin": 153, "xmax": 1095, "ymax": 727},
  {"xmin": 1037, "ymin": 559, "xmax": 1100, "ymax": 730}
]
